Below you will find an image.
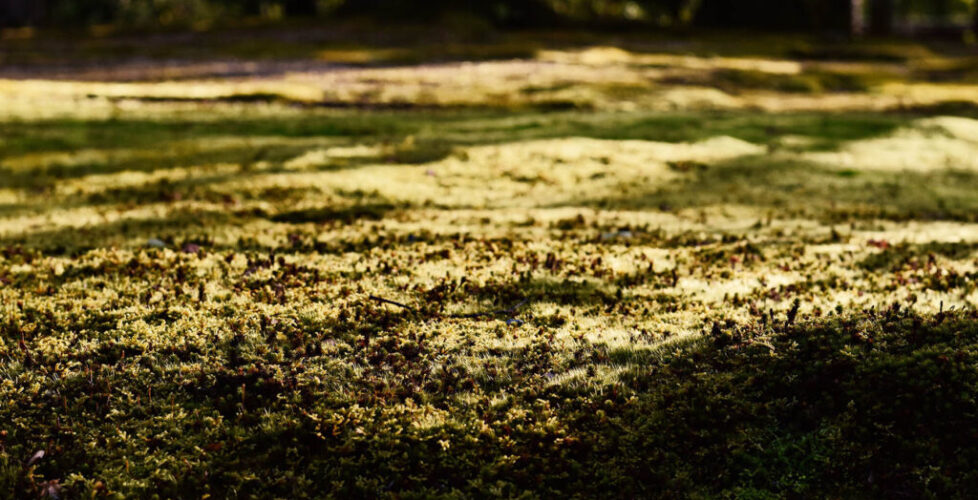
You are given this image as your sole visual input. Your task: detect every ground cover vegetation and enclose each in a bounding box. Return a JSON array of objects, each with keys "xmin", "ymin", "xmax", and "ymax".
[{"xmin": 2, "ymin": 28, "xmax": 978, "ymax": 498}]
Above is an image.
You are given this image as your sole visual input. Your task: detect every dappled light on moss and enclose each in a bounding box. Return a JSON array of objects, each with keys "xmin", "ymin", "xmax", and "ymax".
[{"xmin": 3, "ymin": 29, "xmax": 978, "ymax": 498}]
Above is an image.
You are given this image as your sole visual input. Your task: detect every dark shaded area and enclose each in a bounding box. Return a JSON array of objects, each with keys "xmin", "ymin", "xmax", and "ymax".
[
  {"xmin": 609, "ymin": 307, "xmax": 978, "ymax": 497},
  {"xmin": 859, "ymin": 241, "xmax": 978, "ymax": 272},
  {"xmin": 429, "ymin": 274, "xmax": 620, "ymax": 312},
  {"xmin": 2, "ymin": 0, "xmax": 974, "ymax": 36},
  {"xmin": 896, "ymin": 100, "xmax": 978, "ymax": 118},
  {"xmin": 0, "ymin": 116, "xmax": 397, "ymax": 159},
  {"xmin": 268, "ymin": 202, "xmax": 400, "ymax": 224},
  {"xmin": 333, "ymin": 0, "xmax": 560, "ymax": 27},
  {"xmin": 694, "ymin": 0, "xmax": 854, "ymax": 32},
  {"xmin": 0, "ymin": 144, "xmax": 319, "ymax": 192},
  {"xmin": 6, "ymin": 295, "xmax": 978, "ymax": 497},
  {"xmin": 674, "ymin": 68, "xmax": 876, "ymax": 94},
  {"xmin": 870, "ymin": 0, "xmax": 895, "ymax": 35}
]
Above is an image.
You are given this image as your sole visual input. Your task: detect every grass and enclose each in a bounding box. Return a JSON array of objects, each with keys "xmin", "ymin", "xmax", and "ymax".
[{"xmin": 3, "ymin": 31, "xmax": 978, "ymax": 498}]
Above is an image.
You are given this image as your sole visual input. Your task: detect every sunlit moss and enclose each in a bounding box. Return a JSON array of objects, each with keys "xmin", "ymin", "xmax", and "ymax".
[{"xmin": 4, "ymin": 37, "xmax": 978, "ymax": 498}]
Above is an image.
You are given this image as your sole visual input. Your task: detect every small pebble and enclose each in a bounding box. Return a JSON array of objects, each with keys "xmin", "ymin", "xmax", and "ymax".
[
  {"xmin": 601, "ymin": 230, "xmax": 633, "ymax": 240},
  {"xmin": 147, "ymin": 238, "xmax": 166, "ymax": 248}
]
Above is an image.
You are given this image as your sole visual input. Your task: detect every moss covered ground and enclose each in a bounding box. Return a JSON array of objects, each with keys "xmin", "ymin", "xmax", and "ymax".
[{"xmin": 3, "ymin": 29, "xmax": 978, "ymax": 497}]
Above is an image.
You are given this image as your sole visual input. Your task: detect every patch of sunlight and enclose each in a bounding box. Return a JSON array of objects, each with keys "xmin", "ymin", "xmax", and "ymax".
[
  {"xmin": 255, "ymin": 136, "xmax": 762, "ymax": 209},
  {"xmin": 409, "ymin": 407, "xmax": 451, "ymax": 431},
  {"xmin": 857, "ymin": 221, "xmax": 978, "ymax": 244},
  {"xmin": 316, "ymin": 48, "xmax": 411, "ymax": 64},
  {"xmin": 58, "ymin": 163, "xmax": 242, "ymax": 197},
  {"xmin": 456, "ymin": 136, "xmax": 763, "ymax": 168},
  {"xmin": 656, "ymin": 86, "xmax": 743, "ymax": 109},
  {"xmin": 560, "ymin": 46, "xmax": 634, "ymax": 65},
  {"xmin": 0, "ymin": 189, "xmax": 23, "ymax": 204},
  {"xmin": 679, "ymin": 275, "xmax": 785, "ymax": 303},
  {"xmin": 547, "ymin": 360, "xmax": 669, "ymax": 390},
  {"xmin": 544, "ymin": 366, "xmax": 588, "ymax": 388},
  {"xmin": 0, "ymin": 93, "xmax": 220, "ymax": 121},
  {"xmin": 547, "ymin": 365, "xmax": 638, "ymax": 392},
  {"xmin": 918, "ymin": 116, "xmax": 978, "ymax": 143},
  {"xmin": 0, "ymin": 79, "xmax": 324, "ymax": 103},
  {"xmin": 537, "ymin": 47, "xmax": 802, "ymax": 74},
  {"xmin": 805, "ymin": 116, "xmax": 978, "ymax": 172},
  {"xmin": 283, "ymin": 144, "xmax": 383, "ymax": 169},
  {"xmin": 776, "ymin": 135, "xmax": 820, "ymax": 150},
  {"xmin": 880, "ymin": 82, "xmax": 978, "ymax": 105},
  {"xmin": 580, "ymin": 328, "xmax": 636, "ymax": 347}
]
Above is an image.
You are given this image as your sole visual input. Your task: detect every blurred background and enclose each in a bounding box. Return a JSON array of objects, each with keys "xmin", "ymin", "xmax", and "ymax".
[{"xmin": 1, "ymin": 0, "xmax": 976, "ymax": 38}]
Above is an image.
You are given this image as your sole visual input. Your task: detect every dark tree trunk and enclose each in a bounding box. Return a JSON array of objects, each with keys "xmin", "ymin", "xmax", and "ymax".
[
  {"xmin": 851, "ymin": 0, "xmax": 866, "ymax": 36},
  {"xmin": 284, "ymin": 0, "xmax": 317, "ymax": 17},
  {"xmin": 694, "ymin": 0, "xmax": 850, "ymax": 31},
  {"xmin": 333, "ymin": 0, "xmax": 556, "ymax": 27},
  {"xmin": 0, "ymin": 0, "xmax": 46, "ymax": 27},
  {"xmin": 335, "ymin": 0, "xmax": 451, "ymax": 18},
  {"xmin": 869, "ymin": 0, "xmax": 894, "ymax": 35},
  {"xmin": 812, "ymin": 0, "xmax": 858, "ymax": 33}
]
